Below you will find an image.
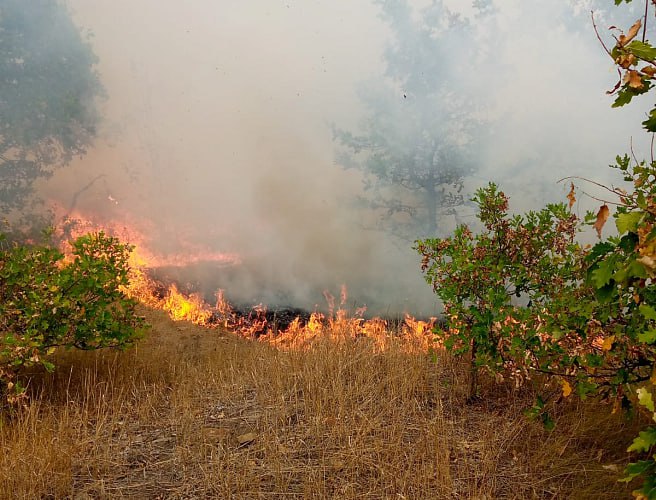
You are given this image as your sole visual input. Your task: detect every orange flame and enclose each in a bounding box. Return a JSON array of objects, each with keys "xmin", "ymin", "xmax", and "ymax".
[{"xmin": 53, "ymin": 213, "xmax": 438, "ymax": 351}]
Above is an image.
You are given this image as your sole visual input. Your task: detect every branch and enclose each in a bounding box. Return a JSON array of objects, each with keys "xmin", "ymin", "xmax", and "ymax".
[
  {"xmin": 644, "ymin": 0, "xmax": 650, "ymax": 43},
  {"xmin": 67, "ymin": 174, "xmax": 105, "ymax": 215},
  {"xmin": 557, "ymin": 175, "xmax": 626, "ymax": 198},
  {"xmin": 591, "ymin": 11, "xmax": 612, "ymax": 57}
]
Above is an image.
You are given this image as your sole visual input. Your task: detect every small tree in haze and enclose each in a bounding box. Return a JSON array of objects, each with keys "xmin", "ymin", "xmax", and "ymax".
[
  {"xmin": 0, "ymin": 0, "xmax": 103, "ymax": 213},
  {"xmin": 333, "ymin": 0, "xmax": 485, "ymax": 240}
]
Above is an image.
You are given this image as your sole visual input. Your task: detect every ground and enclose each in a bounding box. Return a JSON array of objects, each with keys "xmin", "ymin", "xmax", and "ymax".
[{"xmin": 0, "ymin": 308, "xmax": 642, "ymax": 499}]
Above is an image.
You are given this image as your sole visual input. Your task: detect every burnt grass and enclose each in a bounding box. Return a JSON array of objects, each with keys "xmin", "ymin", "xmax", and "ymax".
[{"xmin": 147, "ymin": 264, "xmax": 427, "ymax": 337}]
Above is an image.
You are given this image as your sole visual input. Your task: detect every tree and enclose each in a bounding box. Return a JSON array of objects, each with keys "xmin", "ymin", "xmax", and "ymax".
[
  {"xmin": 333, "ymin": 0, "xmax": 485, "ymax": 240},
  {"xmin": 0, "ymin": 0, "xmax": 103, "ymax": 213},
  {"xmin": 417, "ymin": 1, "xmax": 656, "ymax": 494}
]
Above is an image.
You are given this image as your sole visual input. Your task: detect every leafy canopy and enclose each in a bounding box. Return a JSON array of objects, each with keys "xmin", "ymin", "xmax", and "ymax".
[{"xmin": 0, "ymin": 0, "xmax": 103, "ymax": 211}]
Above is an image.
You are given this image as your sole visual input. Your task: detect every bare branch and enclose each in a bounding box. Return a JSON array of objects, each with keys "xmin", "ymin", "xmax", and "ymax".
[
  {"xmin": 644, "ymin": 0, "xmax": 650, "ymax": 42},
  {"xmin": 631, "ymin": 136, "xmax": 640, "ymax": 165},
  {"xmin": 591, "ymin": 11, "xmax": 612, "ymax": 57},
  {"xmin": 557, "ymin": 175, "xmax": 625, "ymax": 197}
]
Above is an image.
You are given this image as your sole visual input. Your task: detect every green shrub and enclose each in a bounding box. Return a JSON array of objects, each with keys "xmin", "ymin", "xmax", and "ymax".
[{"xmin": 0, "ymin": 231, "xmax": 145, "ymax": 403}]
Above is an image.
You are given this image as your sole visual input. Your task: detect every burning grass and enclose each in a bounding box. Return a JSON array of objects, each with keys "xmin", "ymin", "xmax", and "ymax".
[{"xmin": 0, "ymin": 307, "xmax": 641, "ymax": 498}]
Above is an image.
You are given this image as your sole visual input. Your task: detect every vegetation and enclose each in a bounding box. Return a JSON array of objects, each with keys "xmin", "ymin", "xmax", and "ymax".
[
  {"xmin": 0, "ymin": 309, "xmax": 639, "ymax": 498},
  {"xmin": 333, "ymin": 0, "xmax": 484, "ymax": 240},
  {"xmin": 0, "ymin": 231, "xmax": 145, "ymax": 402},
  {"xmin": 416, "ymin": 1, "xmax": 656, "ymax": 497},
  {"xmin": 0, "ymin": 0, "xmax": 103, "ymax": 212}
]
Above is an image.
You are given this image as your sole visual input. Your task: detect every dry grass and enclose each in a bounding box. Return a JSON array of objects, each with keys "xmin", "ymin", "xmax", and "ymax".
[{"xmin": 0, "ymin": 308, "xmax": 642, "ymax": 499}]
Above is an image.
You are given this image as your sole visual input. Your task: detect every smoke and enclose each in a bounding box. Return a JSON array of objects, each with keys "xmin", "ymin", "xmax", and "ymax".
[{"xmin": 34, "ymin": 0, "xmax": 651, "ymax": 314}]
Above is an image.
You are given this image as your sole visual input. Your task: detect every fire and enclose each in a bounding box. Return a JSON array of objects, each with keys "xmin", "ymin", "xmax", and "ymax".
[{"xmin": 52, "ymin": 212, "xmax": 438, "ymax": 352}]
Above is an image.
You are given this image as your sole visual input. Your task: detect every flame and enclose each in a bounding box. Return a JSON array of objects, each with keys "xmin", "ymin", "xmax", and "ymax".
[{"xmin": 52, "ymin": 213, "xmax": 438, "ymax": 351}]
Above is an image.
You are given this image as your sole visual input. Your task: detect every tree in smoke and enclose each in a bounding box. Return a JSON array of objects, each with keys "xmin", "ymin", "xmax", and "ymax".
[
  {"xmin": 333, "ymin": 0, "xmax": 487, "ymax": 240},
  {"xmin": 0, "ymin": 0, "xmax": 103, "ymax": 213}
]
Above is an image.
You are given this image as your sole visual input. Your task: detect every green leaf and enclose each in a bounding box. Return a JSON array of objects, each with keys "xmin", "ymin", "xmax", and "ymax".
[
  {"xmin": 613, "ymin": 88, "xmax": 635, "ymax": 108},
  {"xmin": 644, "ymin": 107, "xmax": 656, "ymax": 132},
  {"xmin": 639, "ymin": 329, "xmax": 656, "ymax": 344},
  {"xmin": 641, "ymin": 305, "xmax": 656, "ymax": 321},
  {"xmin": 627, "ymin": 41, "xmax": 656, "ymax": 60},
  {"xmin": 638, "ymin": 387, "xmax": 656, "ymax": 412},
  {"xmin": 591, "ymin": 260, "xmax": 615, "ymax": 288},
  {"xmin": 622, "ymin": 460, "xmax": 654, "ymax": 482},
  {"xmin": 616, "ymin": 212, "xmax": 643, "ymax": 235},
  {"xmin": 628, "ymin": 427, "xmax": 656, "ymax": 453}
]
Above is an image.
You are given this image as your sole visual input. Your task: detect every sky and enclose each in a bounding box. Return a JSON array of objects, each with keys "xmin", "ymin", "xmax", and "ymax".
[{"xmin": 36, "ymin": 0, "xmax": 651, "ymax": 314}]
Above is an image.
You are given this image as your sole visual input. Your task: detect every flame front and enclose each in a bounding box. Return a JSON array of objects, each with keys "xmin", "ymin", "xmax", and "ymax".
[{"xmin": 55, "ymin": 213, "xmax": 437, "ymax": 351}]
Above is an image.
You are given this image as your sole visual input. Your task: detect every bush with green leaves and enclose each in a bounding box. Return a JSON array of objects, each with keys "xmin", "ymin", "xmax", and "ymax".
[
  {"xmin": 417, "ymin": 1, "xmax": 656, "ymax": 496},
  {"xmin": 416, "ymin": 184, "xmax": 597, "ymax": 400},
  {"xmin": 0, "ymin": 231, "xmax": 145, "ymax": 402}
]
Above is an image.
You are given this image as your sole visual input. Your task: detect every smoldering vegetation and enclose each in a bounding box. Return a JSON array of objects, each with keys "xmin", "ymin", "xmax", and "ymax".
[{"xmin": 28, "ymin": 0, "xmax": 651, "ymax": 314}]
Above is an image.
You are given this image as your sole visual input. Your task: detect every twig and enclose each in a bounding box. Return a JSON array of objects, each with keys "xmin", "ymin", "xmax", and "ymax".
[
  {"xmin": 644, "ymin": 0, "xmax": 650, "ymax": 42},
  {"xmin": 557, "ymin": 175, "xmax": 624, "ymax": 197},
  {"xmin": 578, "ymin": 189, "xmax": 625, "ymax": 206},
  {"xmin": 651, "ymin": 133, "xmax": 655, "ymax": 164},
  {"xmin": 67, "ymin": 174, "xmax": 105, "ymax": 215},
  {"xmin": 630, "ymin": 136, "xmax": 640, "ymax": 165},
  {"xmin": 591, "ymin": 11, "xmax": 612, "ymax": 57}
]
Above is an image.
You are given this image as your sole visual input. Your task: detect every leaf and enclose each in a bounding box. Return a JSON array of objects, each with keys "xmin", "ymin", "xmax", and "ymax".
[
  {"xmin": 625, "ymin": 70, "xmax": 645, "ymax": 89},
  {"xmin": 640, "ymin": 305, "xmax": 656, "ymax": 321},
  {"xmin": 613, "ymin": 87, "xmax": 636, "ymax": 107},
  {"xmin": 619, "ymin": 19, "xmax": 642, "ymax": 47},
  {"xmin": 643, "ymin": 108, "xmax": 656, "ymax": 132},
  {"xmin": 627, "ymin": 427, "xmax": 656, "ymax": 453},
  {"xmin": 627, "ymin": 40, "xmax": 656, "ymax": 60},
  {"xmin": 643, "ymin": 65, "xmax": 656, "ymax": 77},
  {"xmin": 602, "ymin": 335, "xmax": 615, "ymax": 351},
  {"xmin": 620, "ymin": 460, "xmax": 654, "ymax": 483},
  {"xmin": 561, "ymin": 379, "xmax": 573, "ymax": 397},
  {"xmin": 638, "ymin": 388, "xmax": 656, "ymax": 412},
  {"xmin": 566, "ymin": 182, "xmax": 576, "ymax": 209},
  {"xmin": 638, "ymin": 329, "xmax": 656, "ymax": 344},
  {"xmin": 622, "ymin": 460, "xmax": 654, "ymax": 482},
  {"xmin": 593, "ymin": 205, "xmax": 610, "ymax": 238},
  {"xmin": 617, "ymin": 212, "xmax": 643, "ymax": 235},
  {"xmin": 591, "ymin": 260, "xmax": 615, "ymax": 288}
]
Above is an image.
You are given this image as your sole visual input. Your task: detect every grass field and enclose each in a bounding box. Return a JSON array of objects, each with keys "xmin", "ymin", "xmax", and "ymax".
[{"xmin": 0, "ymin": 308, "xmax": 642, "ymax": 499}]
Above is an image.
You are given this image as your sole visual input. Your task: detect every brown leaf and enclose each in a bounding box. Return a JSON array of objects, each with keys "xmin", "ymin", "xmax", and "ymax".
[
  {"xmin": 618, "ymin": 19, "xmax": 642, "ymax": 47},
  {"xmin": 561, "ymin": 379, "xmax": 572, "ymax": 398},
  {"xmin": 567, "ymin": 182, "xmax": 576, "ymax": 209},
  {"xmin": 624, "ymin": 69, "xmax": 644, "ymax": 89},
  {"xmin": 643, "ymin": 65, "xmax": 656, "ymax": 77},
  {"xmin": 616, "ymin": 53, "xmax": 636, "ymax": 69},
  {"xmin": 593, "ymin": 204, "xmax": 610, "ymax": 238}
]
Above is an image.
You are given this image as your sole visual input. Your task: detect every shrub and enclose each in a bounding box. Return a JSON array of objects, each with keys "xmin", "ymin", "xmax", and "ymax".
[{"xmin": 0, "ymin": 231, "xmax": 145, "ymax": 403}]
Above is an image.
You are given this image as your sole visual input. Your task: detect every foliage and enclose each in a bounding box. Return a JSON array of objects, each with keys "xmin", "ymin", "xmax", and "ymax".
[
  {"xmin": 417, "ymin": 184, "xmax": 597, "ymax": 397},
  {"xmin": 0, "ymin": 0, "xmax": 103, "ymax": 212},
  {"xmin": 0, "ymin": 231, "xmax": 145, "ymax": 403},
  {"xmin": 417, "ymin": 1, "xmax": 656, "ymax": 496},
  {"xmin": 333, "ymin": 0, "xmax": 484, "ymax": 240}
]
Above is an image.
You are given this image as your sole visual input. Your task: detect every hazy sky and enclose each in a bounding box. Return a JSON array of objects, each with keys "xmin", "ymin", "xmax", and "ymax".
[{"xmin": 38, "ymin": 0, "xmax": 650, "ymax": 313}]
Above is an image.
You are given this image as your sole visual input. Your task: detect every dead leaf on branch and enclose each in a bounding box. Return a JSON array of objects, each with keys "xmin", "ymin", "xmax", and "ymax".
[
  {"xmin": 602, "ymin": 335, "xmax": 615, "ymax": 351},
  {"xmin": 593, "ymin": 204, "xmax": 610, "ymax": 239},
  {"xmin": 616, "ymin": 53, "xmax": 636, "ymax": 69},
  {"xmin": 643, "ymin": 65, "xmax": 656, "ymax": 77},
  {"xmin": 624, "ymin": 69, "xmax": 644, "ymax": 89},
  {"xmin": 567, "ymin": 182, "xmax": 576, "ymax": 209},
  {"xmin": 618, "ymin": 19, "xmax": 642, "ymax": 47},
  {"xmin": 561, "ymin": 379, "xmax": 572, "ymax": 398}
]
